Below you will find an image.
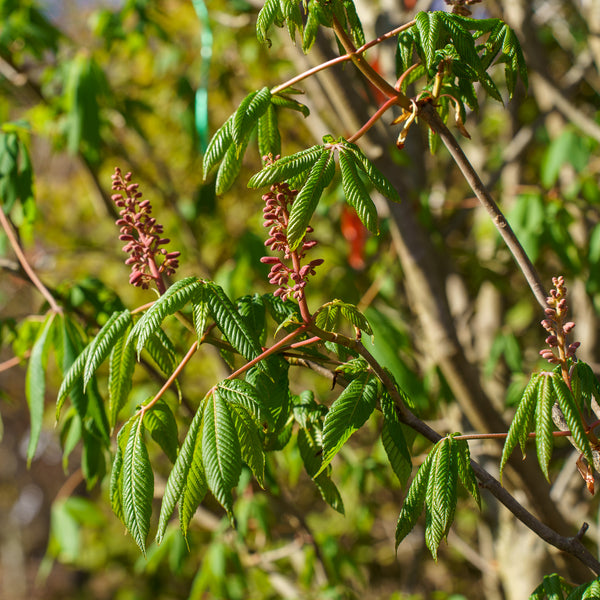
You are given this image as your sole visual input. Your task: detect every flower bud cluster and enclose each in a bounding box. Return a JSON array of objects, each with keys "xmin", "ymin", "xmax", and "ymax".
[
  {"xmin": 259, "ymin": 157, "xmax": 323, "ymax": 301},
  {"xmin": 539, "ymin": 275, "xmax": 580, "ymax": 364},
  {"xmin": 111, "ymin": 168, "xmax": 180, "ymax": 290}
]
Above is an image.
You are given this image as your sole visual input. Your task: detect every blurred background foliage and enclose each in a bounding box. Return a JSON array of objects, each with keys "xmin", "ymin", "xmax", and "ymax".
[{"xmin": 1, "ymin": 0, "xmax": 600, "ymax": 598}]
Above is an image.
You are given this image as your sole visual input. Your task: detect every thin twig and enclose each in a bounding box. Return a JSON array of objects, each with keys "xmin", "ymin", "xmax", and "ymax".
[{"xmin": 0, "ymin": 208, "xmax": 61, "ymax": 313}]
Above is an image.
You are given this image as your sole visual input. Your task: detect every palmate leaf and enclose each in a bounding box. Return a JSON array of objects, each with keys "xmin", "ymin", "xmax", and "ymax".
[
  {"xmin": 245, "ymin": 359, "xmax": 291, "ymax": 430},
  {"xmin": 339, "ymin": 149, "xmax": 379, "ymax": 234},
  {"xmin": 298, "ymin": 425, "xmax": 323, "ymax": 478},
  {"xmin": 342, "ymin": 141, "xmax": 401, "ymax": 203},
  {"xmin": 314, "ymin": 299, "xmax": 373, "ymax": 336},
  {"xmin": 535, "ymin": 373, "xmax": 555, "ymax": 481},
  {"xmin": 499, "ymin": 373, "xmax": 540, "ymax": 480},
  {"xmin": 552, "ymin": 374, "xmax": 593, "ymax": 466},
  {"xmin": 156, "ymin": 399, "xmax": 206, "ymax": 544},
  {"xmin": 237, "ymin": 294, "xmax": 266, "ymax": 344},
  {"xmin": 122, "ymin": 415, "xmax": 154, "ymax": 555},
  {"xmin": 129, "ymin": 277, "xmax": 202, "ymax": 355},
  {"xmin": 316, "ymin": 375, "xmax": 378, "ymax": 476},
  {"xmin": 108, "ymin": 326, "xmax": 135, "ymax": 430},
  {"xmin": 287, "ymin": 148, "xmax": 336, "ymax": 250},
  {"xmin": 26, "ymin": 311, "xmax": 57, "ymax": 465},
  {"xmin": 247, "ymin": 145, "xmax": 322, "ymax": 188},
  {"xmin": 232, "ymin": 87, "xmax": 271, "ymax": 148},
  {"xmin": 83, "ymin": 309, "xmax": 131, "ymax": 389},
  {"xmin": 257, "ymin": 102, "xmax": 281, "ymax": 158},
  {"xmin": 145, "ymin": 400, "xmax": 179, "ymax": 463},
  {"xmin": 202, "ymin": 389, "xmax": 242, "ymax": 515},
  {"xmin": 205, "ymin": 282, "xmax": 263, "ymax": 362}
]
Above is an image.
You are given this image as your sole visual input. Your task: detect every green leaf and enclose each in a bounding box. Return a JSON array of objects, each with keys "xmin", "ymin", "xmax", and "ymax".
[
  {"xmin": 424, "ymin": 437, "xmax": 457, "ymax": 560},
  {"xmin": 205, "ymin": 282, "xmax": 263, "ymax": 362},
  {"xmin": 26, "ymin": 312, "xmax": 56, "ymax": 465},
  {"xmin": 122, "ymin": 415, "xmax": 154, "ymax": 555},
  {"xmin": 215, "ymin": 133, "xmax": 251, "ymax": 195},
  {"xmin": 129, "ymin": 277, "xmax": 202, "ymax": 355},
  {"xmin": 59, "ymin": 316, "xmax": 88, "ymax": 421},
  {"xmin": 287, "ymin": 148, "xmax": 335, "ymax": 250},
  {"xmin": 156, "ymin": 400, "xmax": 206, "ymax": 544},
  {"xmin": 317, "ymin": 376, "xmax": 377, "ymax": 475},
  {"xmin": 542, "ymin": 573, "xmax": 567, "ymax": 600},
  {"xmin": 83, "ymin": 309, "xmax": 131, "ymax": 390},
  {"xmin": 108, "ymin": 327, "xmax": 136, "ymax": 430},
  {"xmin": 415, "ymin": 11, "xmax": 442, "ymax": 69},
  {"xmin": 339, "ymin": 150, "xmax": 379, "ymax": 234},
  {"xmin": 270, "ymin": 93, "xmax": 310, "ymax": 118},
  {"xmin": 215, "ymin": 378, "xmax": 273, "ymax": 430},
  {"xmin": 342, "ymin": 141, "xmax": 401, "ymax": 203},
  {"xmin": 192, "ymin": 283, "xmax": 210, "ymax": 342},
  {"xmin": 56, "ymin": 343, "xmax": 91, "ymax": 419},
  {"xmin": 314, "ymin": 299, "xmax": 373, "ymax": 336},
  {"xmin": 314, "ymin": 471, "xmax": 345, "ymax": 514},
  {"xmin": 230, "ymin": 403, "xmax": 265, "ymax": 487},
  {"xmin": 298, "ymin": 426, "xmax": 323, "ymax": 478},
  {"xmin": 203, "ymin": 115, "xmax": 233, "ymax": 179},
  {"xmin": 499, "ymin": 373, "xmax": 540, "ymax": 480},
  {"xmin": 256, "ymin": 0, "xmax": 282, "ymax": 47},
  {"xmin": 535, "ymin": 373, "xmax": 555, "ymax": 481},
  {"xmin": 342, "ymin": 0, "xmax": 365, "ymax": 47},
  {"xmin": 145, "ymin": 400, "xmax": 179, "ymax": 463},
  {"xmin": 382, "ymin": 417, "xmax": 412, "ymax": 487},
  {"xmin": 454, "ymin": 438, "xmax": 480, "ymax": 508},
  {"xmin": 202, "ymin": 390, "xmax": 242, "ymax": 515},
  {"xmin": 232, "ymin": 87, "xmax": 272, "ymax": 148},
  {"xmin": 257, "ymin": 102, "xmax": 281, "ymax": 158},
  {"xmin": 395, "ymin": 447, "xmax": 435, "ymax": 549},
  {"xmin": 247, "ymin": 145, "xmax": 322, "ymax": 188},
  {"xmin": 552, "ymin": 374, "xmax": 594, "ymax": 466},
  {"xmin": 110, "ymin": 419, "xmax": 133, "ymax": 525}
]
